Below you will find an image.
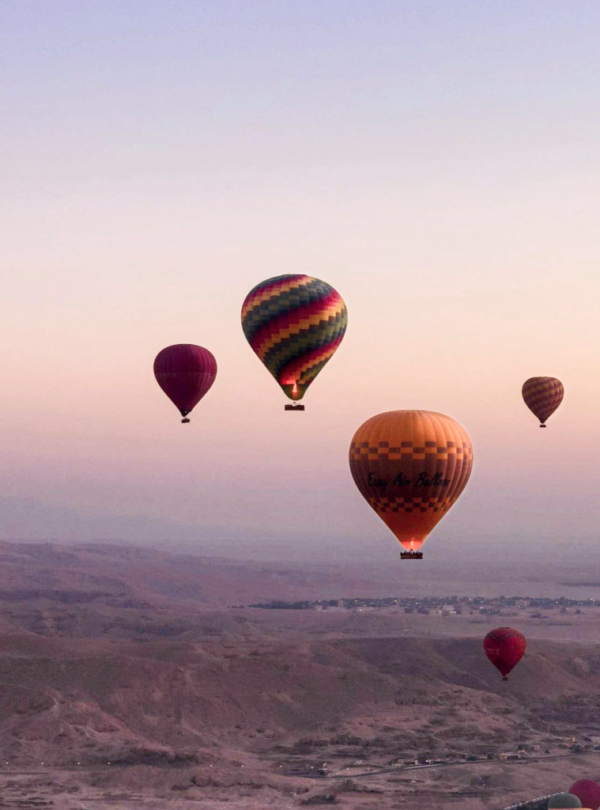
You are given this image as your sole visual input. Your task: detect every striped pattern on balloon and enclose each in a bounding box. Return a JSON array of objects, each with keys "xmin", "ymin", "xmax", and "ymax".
[
  {"xmin": 241, "ymin": 274, "xmax": 347, "ymax": 405},
  {"xmin": 522, "ymin": 377, "xmax": 564, "ymax": 427}
]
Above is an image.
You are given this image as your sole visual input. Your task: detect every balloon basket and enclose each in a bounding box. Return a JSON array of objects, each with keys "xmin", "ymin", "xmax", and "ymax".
[
  {"xmin": 539, "ymin": 424, "xmax": 546, "ymax": 428},
  {"xmin": 181, "ymin": 418, "xmax": 191, "ymax": 424},
  {"xmin": 285, "ymin": 404, "xmax": 305, "ymax": 411},
  {"xmin": 400, "ymin": 551, "xmax": 423, "ymax": 560}
]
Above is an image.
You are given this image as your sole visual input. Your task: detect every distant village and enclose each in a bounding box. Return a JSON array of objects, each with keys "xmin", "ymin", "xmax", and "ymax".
[
  {"xmin": 245, "ymin": 594, "xmax": 600, "ymax": 617},
  {"xmin": 272, "ymin": 733, "xmax": 600, "ymax": 781}
]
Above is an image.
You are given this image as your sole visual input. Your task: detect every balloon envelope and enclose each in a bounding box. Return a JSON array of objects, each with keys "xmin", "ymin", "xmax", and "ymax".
[
  {"xmin": 483, "ymin": 627, "xmax": 526, "ymax": 680},
  {"xmin": 154, "ymin": 344, "xmax": 217, "ymax": 420},
  {"xmin": 570, "ymin": 781, "xmax": 600, "ymax": 810},
  {"xmin": 241, "ymin": 274, "xmax": 347, "ymax": 402},
  {"xmin": 548, "ymin": 794, "xmax": 582, "ymax": 809},
  {"xmin": 349, "ymin": 410, "xmax": 473, "ymax": 553},
  {"xmin": 522, "ymin": 377, "xmax": 564, "ymax": 426}
]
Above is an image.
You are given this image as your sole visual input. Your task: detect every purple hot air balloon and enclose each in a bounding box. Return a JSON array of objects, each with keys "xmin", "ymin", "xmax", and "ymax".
[{"xmin": 154, "ymin": 344, "xmax": 217, "ymax": 423}]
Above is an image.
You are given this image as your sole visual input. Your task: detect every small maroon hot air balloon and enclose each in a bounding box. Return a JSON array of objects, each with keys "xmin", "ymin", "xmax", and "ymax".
[
  {"xmin": 154, "ymin": 344, "xmax": 217, "ymax": 423},
  {"xmin": 522, "ymin": 377, "xmax": 564, "ymax": 427},
  {"xmin": 570, "ymin": 781, "xmax": 600, "ymax": 810},
  {"xmin": 483, "ymin": 627, "xmax": 526, "ymax": 681}
]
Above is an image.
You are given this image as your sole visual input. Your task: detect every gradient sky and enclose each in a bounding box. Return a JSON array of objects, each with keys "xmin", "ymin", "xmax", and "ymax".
[{"xmin": 2, "ymin": 1, "xmax": 600, "ymax": 563}]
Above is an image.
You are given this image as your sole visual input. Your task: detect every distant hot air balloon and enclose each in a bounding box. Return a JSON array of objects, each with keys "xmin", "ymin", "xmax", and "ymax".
[
  {"xmin": 154, "ymin": 344, "xmax": 217, "ymax": 423},
  {"xmin": 522, "ymin": 377, "xmax": 564, "ymax": 427},
  {"xmin": 548, "ymin": 794, "xmax": 583, "ymax": 809},
  {"xmin": 483, "ymin": 627, "xmax": 526, "ymax": 681},
  {"xmin": 241, "ymin": 274, "xmax": 347, "ymax": 411},
  {"xmin": 570, "ymin": 781, "xmax": 600, "ymax": 810},
  {"xmin": 349, "ymin": 411, "xmax": 473, "ymax": 559}
]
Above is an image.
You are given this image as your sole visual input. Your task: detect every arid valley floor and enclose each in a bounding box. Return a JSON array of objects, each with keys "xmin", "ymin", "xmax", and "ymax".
[{"xmin": 0, "ymin": 541, "xmax": 599, "ymax": 808}]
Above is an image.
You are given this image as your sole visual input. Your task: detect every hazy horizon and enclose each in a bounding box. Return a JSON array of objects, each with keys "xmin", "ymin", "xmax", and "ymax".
[{"xmin": 3, "ymin": 1, "xmax": 600, "ymax": 564}]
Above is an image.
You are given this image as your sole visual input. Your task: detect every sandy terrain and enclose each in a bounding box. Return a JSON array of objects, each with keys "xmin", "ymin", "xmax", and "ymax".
[{"xmin": 0, "ymin": 540, "xmax": 598, "ymax": 808}]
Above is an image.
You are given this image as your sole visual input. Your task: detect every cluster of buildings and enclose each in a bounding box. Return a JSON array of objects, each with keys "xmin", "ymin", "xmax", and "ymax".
[
  {"xmin": 281, "ymin": 736, "xmax": 599, "ymax": 782},
  {"xmin": 248, "ymin": 594, "xmax": 600, "ymax": 616}
]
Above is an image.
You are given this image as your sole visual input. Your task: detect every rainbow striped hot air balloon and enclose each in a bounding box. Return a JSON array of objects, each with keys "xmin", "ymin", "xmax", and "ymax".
[{"xmin": 241, "ymin": 275, "xmax": 347, "ymax": 410}]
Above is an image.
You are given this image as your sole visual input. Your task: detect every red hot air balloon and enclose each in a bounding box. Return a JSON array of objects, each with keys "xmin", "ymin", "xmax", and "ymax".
[
  {"xmin": 154, "ymin": 344, "xmax": 217, "ymax": 423},
  {"xmin": 522, "ymin": 377, "xmax": 564, "ymax": 427},
  {"xmin": 570, "ymin": 782, "xmax": 600, "ymax": 810},
  {"xmin": 483, "ymin": 627, "xmax": 526, "ymax": 681}
]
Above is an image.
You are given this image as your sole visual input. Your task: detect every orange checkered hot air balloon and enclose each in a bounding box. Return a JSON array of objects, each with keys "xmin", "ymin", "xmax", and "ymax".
[
  {"xmin": 241, "ymin": 275, "xmax": 347, "ymax": 411},
  {"xmin": 349, "ymin": 411, "xmax": 473, "ymax": 559},
  {"xmin": 522, "ymin": 377, "xmax": 564, "ymax": 427}
]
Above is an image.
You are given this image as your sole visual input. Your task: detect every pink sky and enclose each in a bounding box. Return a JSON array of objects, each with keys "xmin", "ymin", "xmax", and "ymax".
[{"xmin": 2, "ymin": 1, "xmax": 600, "ymax": 561}]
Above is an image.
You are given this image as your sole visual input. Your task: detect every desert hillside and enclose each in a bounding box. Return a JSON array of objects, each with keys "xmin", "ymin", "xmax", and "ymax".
[{"xmin": 0, "ymin": 542, "xmax": 598, "ymax": 807}]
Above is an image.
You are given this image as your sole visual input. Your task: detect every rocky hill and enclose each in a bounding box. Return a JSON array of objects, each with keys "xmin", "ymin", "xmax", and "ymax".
[{"xmin": 0, "ymin": 541, "xmax": 598, "ymax": 808}]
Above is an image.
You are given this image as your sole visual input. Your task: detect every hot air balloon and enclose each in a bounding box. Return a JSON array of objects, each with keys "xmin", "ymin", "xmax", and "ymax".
[
  {"xmin": 483, "ymin": 627, "xmax": 526, "ymax": 681},
  {"xmin": 154, "ymin": 344, "xmax": 217, "ymax": 423},
  {"xmin": 349, "ymin": 411, "xmax": 473, "ymax": 559},
  {"xmin": 241, "ymin": 274, "xmax": 347, "ymax": 411},
  {"xmin": 570, "ymin": 781, "xmax": 600, "ymax": 810},
  {"xmin": 522, "ymin": 377, "xmax": 564, "ymax": 427},
  {"xmin": 548, "ymin": 794, "xmax": 582, "ymax": 809}
]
